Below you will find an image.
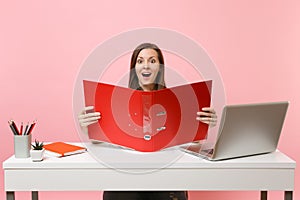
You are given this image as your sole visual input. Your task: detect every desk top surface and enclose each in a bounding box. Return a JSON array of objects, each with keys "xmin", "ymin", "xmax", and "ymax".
[{"xmin": 3, "ymin": 142, "xmax": 296, "ymax": 170}]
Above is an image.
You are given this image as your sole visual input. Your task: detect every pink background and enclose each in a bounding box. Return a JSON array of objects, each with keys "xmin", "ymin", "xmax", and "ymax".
[{"xmin": 1, "ymin": 1, "xmax": 299, "ymax": 199}]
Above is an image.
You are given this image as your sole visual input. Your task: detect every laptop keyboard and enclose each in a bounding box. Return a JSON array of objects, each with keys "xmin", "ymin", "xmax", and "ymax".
[{"xmin": 201, "ymin": 148, "xmax": 214, "ymax": 155}]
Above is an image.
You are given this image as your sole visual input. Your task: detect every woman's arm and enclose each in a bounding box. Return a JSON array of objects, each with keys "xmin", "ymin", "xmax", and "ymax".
[
  {"xmin": 78, "ymin": 106, "xmax": 101, "ymax": 134},
  {"xmin": 196, "ymin": 107, "xmax": 217, "ymax": 127}
]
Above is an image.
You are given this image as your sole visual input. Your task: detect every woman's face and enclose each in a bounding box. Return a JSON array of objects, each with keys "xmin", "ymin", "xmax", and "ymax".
[{"xmin": 135, "ymin": 48, "xmax": 160, "ymax": 91}]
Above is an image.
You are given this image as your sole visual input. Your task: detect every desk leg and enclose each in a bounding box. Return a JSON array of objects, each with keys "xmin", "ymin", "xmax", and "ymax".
[
  {"xmin": 260, "ymin": 191, "xmax": 267, "ymax": 200},
  {"xmin": 32, "ymin": 191, "xmax": 38, "ymax": 200},
  {"xmin": 31, "ymin": 191, "xmax": 39, "ymax": 200},
  {"xmin": 285, "ymin": 191, "xmax": 293, "ymax": 200},
  {"xmin": 6, "ymin": 192, "xmax": 15, "ymax": 200}
]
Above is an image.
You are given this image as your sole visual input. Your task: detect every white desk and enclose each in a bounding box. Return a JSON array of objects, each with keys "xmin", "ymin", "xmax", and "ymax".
[{"xmin": 3, "ymin": 143, "xmax": 296, "ymax": 200}]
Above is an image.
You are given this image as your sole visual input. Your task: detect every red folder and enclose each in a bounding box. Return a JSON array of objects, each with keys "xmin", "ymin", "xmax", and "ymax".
[{"xmin": 83, "ymin": 80, "xmax": 212, "ymax": 152}]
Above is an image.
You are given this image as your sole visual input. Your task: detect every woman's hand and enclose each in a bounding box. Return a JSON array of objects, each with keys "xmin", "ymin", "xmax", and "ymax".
[
  {"xmin": 196, "ymin": 107, "xmax": 217, "ymax": 127},
  {"xmin": 78, "ymin": 106, "xmax": 101, "ymax": 127}
]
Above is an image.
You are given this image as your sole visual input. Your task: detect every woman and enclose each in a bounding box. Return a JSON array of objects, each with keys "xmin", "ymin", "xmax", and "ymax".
[{"xmin": 78, "ymin": 43, "xmax": 217, "ymax": 200}]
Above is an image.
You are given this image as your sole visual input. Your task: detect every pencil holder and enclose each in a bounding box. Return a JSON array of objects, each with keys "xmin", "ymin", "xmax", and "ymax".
[{"xmin": 14, "ymin": 134, "xmax": 32, "ymax": 158}]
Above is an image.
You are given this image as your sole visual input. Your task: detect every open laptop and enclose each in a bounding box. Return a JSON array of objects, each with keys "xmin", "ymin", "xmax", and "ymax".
[{"xmin": 181, "ymin": 101, "xmax": 289, "ymax": 161}]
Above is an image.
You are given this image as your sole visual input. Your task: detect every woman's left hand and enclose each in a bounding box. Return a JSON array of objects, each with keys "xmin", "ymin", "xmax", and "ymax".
[{"xmin": 196, "ymin": 107, "xmax": 217, "ymax": 127}]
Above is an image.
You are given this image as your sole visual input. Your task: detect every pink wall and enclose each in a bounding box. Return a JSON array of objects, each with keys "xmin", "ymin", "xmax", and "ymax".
[{"xmin": 1, "ymin": 1, "xmax": 299, "ymax": 199}]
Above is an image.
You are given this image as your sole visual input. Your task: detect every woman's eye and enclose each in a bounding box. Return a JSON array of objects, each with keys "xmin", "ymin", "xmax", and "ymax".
[
  {"xmin": 137, "ymin": 59, "xmax": 143, "ymax": 64},
  {"xmin": 150, "ymin": 59, "xmax": 156, "ymax": 64}
]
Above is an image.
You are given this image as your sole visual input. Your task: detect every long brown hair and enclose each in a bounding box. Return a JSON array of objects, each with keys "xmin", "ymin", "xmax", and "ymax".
[{"xmin": 128, "ymin": 43, "xmax": 166, "ymax": 90}]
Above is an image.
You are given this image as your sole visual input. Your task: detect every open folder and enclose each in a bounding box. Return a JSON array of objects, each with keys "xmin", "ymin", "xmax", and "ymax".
[{"xmin": 83, "ymin": 80, "xmax": 212, "ymax": 152}]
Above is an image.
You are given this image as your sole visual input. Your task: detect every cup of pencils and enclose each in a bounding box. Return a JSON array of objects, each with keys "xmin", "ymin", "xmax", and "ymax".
[{"xmin": 8, "ymin": 120, "xmax": 36, "ymax": 158}]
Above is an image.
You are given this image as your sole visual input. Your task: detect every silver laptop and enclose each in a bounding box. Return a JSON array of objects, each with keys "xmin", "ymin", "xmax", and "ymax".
[{"xmin": 181, "ymin": 101, "xmax": 289, "ymax": 161}]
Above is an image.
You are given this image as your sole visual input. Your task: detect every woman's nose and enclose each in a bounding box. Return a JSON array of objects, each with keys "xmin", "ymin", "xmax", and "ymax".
[{"xmin": 143, "ymin": 63, "xmax": 150, "ymax": 69}]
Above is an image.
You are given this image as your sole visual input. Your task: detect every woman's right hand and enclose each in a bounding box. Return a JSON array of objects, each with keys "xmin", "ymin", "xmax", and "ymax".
[{"xmin": 78, "ymin": 106, "xmax": 101, "ymax": 127}]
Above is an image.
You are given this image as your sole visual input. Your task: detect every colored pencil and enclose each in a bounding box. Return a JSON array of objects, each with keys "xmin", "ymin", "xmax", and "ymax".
[
  {"xmin": 8, "ymin": 121, "xmax": 18, "ymax": 135},
  {"xmin": 11, "ymin": 120, "xmax": 20, "ymax": 135},
  {"xmin": 27, "ymin": 120, "xmax": 36, "ymax": 135},
  {"xmin": 20, "ymin": 122, "xmax": 23, "ymax": 135}
]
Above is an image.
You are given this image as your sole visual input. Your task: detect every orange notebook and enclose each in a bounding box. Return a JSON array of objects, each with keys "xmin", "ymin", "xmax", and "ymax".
[{"xmin": 44, "ymin": 142, "xmax": 87, "ymax": 157}]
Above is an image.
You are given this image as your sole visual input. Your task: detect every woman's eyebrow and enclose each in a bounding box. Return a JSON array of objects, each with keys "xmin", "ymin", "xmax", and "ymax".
[
  {"xmin": 137, "ymin": 56, "xmax": 157, "ymax": 60},
  {"xmin": 139, "ymin": 56, "xmax": 156, "ymax": 59}
]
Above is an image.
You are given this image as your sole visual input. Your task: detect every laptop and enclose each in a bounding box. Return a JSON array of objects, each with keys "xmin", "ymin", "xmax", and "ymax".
[{"xmin": 181, "ymin": 101, "xmax": 289, "ymax": 161}]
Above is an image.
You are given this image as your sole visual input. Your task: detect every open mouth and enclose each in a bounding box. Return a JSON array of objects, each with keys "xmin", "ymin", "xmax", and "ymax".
[{"xmin": 142, "ymin": 72, "xmax": 152, "ymax": 77}]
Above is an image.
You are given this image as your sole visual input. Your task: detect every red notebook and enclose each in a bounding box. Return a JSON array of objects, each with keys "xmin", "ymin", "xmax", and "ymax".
[
  {"xmin": 44, "ymin": 142, "xmax": 87, "ymax": 157},
  {"xmin": 83, "ymin": 80, "xmax": 212, "ymax": 152}
]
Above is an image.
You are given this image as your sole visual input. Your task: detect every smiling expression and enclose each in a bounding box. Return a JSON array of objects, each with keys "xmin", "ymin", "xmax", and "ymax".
[{"xmin": 135, "ymin": 48, "xmax": 160, "ymax": 91}]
